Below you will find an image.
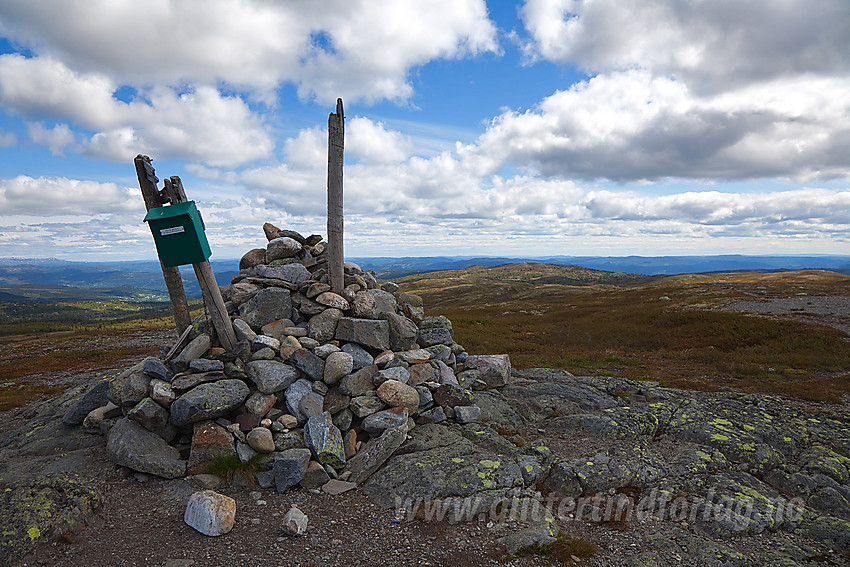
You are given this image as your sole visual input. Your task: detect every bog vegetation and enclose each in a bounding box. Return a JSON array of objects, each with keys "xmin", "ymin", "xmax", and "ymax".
[{"xmin": 400, "ymin": 264, "xmax": 850, "ymax": 404}]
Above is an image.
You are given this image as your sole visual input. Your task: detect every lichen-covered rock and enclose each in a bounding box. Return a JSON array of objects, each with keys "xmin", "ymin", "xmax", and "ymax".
[
  {"xmin": 352, "ymin": 289, "xmax": 398, "ymax": 319},
  {"xmin": 315, "ymin": 291, "xmax": 349, "ymax": 310},
  {"xmin": 348, "ymin": 423, "xmax": 409, "ymax": 485},
  {"xmin": 170, "ymin": 380, "xmax": 250, "ymax": 427},
  {"xmin": 382, "ymin": 312, "xmax": 419, "ymax": 351},
  {"xmin": 303, "ymin": 411, "xmax": 346, "ymax": 469},
  {"xmin": 361, "ymin": 431, "xmax": 523, "ymax": 507},
  {"xmin": 0, "ymin": 474, "xmax": 102, "ymax": 565}
]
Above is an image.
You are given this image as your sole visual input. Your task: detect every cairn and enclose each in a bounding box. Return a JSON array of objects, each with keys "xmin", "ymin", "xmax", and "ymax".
[{"xmin": 64, "ymin": 222, "xmax": 510, "ymax": 498}]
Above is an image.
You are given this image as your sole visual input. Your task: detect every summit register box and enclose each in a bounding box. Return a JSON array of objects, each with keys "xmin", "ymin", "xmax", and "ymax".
[{"xmin": 143, "ymin": 201, "xmax": 212, "ymax": 267}]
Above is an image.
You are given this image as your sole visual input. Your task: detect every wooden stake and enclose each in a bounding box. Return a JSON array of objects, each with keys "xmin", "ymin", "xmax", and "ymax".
[
  {"xmin": 165, "ymin": 175, "xmax": 238, "ymax": 353},
  {"xmin": 134, "ymin": 155, "xmax": 192, "ymax": 335},
  {"xmin": 327, "ymin": 98, "xmax": 345, "ymax": 294},
  {"xmin": 192, "ymin": 261, "xmax": 237, "ymax": 352}
]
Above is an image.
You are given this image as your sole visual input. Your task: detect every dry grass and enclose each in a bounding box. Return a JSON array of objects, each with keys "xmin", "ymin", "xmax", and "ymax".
[{"xmin": 401, "ymin": 266, "xmax": 850, "ymax": 404}]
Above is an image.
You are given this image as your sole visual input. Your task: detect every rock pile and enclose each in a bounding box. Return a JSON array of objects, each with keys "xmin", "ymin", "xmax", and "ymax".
[{"xmin": 66, "ymin": 223, "xmax": 510, "ymax": 498}]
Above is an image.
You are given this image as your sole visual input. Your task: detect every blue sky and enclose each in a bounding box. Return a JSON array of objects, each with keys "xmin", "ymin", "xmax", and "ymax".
[{"xmin": 0, "ymin": 0, "xmax": 849, "ymax": 261}]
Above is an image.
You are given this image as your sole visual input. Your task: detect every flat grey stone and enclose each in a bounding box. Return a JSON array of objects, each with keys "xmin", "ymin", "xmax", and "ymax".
[
  {"xmin": 289, "ymin": 348, "xmax": 325, "ymax": 381},
  {"xmin": 170, "ymin": 380, "xmax": 250, "ymax": 427},
  {"xmin": 273, "ymin": 448, "xmax": 312, "ymax": 492},
  {"xmin": 285, "ymin": 378, "xmax": 323, "ymax": 424},
  {"xmin": 341, "ymin": 343, "xmax": 374, "ymax": 370},
  {"xmin": 335, "ymin": 317, "xmax": 390, "ymax": 351},
  {"xmin": 239, "ymin": 287, "xmax": 293, "ymax": 330},
  {"xmin": 106, "ymin": 418, "xmax": 187, "ymax": 479},
  {"xmin": 347, "ymin": 423, "xmax": 408, "ymax": 485},
  {"xmin": 247, "ymin": 360, "xmax": 300, "ymax": 394},
  {"xmin": 62, "ymin": 379, "xmax": 109, "ymax": 426},
  {"xmin": 255, "ymin": 263, "xmax": 310, "ymax": 286},
  {"xmin": 127, "ymin": 397, "xmax": 177, "ymax": 442}
]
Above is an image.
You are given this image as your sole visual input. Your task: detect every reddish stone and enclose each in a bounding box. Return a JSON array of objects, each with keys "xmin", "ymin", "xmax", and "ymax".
[{"xmin": 188, "ymin": 421, "xmax": 237, "ymax": 474}]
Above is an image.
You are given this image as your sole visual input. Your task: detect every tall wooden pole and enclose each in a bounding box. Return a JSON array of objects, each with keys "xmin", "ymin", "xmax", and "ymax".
[
  {"xmin": 134, "ymin": 155, "xmax": 192, "ymax": 335},
  {"xmin": 327, "ymin": 98, "xmax": 345, "ymax": 294}
]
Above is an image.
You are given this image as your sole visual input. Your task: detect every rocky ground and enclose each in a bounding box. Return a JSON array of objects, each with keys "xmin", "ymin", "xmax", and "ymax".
[{"xmin": 2, "ymin": 362, "xmax": 848, "ymax": 567}]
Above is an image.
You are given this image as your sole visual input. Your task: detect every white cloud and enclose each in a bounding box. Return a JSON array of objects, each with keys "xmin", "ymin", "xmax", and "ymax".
[
  {"xmin": 0, "ymin": 0, "xmax": 499, "ymax": 104},
  {"xmin": 27, "ymin": 123, "xmax": 76, "ymax": 156},
  {"xmin": 461, "ymin": 71, "xmax": 850, "ymax": 182},
  {"xmin": 0, "ymin": 175, "xmax": 143, "ymax": 215},
  {"xmin": 583, "ymin": 188, "xmax": 850, "ymax": 226},
  {"xmin": 520, "ymin": 0, "xmax": 850, "ymax": 93},
  {"xmin": 346, "ymin": 117, "xmax": 413, "ymax": 164},
  {"xmin": 0, "ymin": 55, "xmax": 274, "ymax": 166}
]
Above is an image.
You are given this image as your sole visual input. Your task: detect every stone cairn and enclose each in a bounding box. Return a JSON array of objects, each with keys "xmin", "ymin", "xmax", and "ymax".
[{"xmin": 64, "ymin": 222, "xmax": 509, "ymax": 533}]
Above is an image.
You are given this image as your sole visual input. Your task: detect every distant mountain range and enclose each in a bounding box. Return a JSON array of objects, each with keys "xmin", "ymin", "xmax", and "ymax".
[
  {"xmin": 1, "ymin": 254, "xmax": 849, "ymax": 301},
  {"xmin": 0, "ymin": 259, "xmax": 240, "ymax": 301},
  {"xmin": 349, "ymin": 254, "xmax": 850, "ymax": 279}
]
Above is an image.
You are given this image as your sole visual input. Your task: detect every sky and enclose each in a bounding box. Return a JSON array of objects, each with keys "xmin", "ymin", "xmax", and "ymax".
[{"xmin": 0, "ymin": 0, "xmax": 849, "ymax": 262}]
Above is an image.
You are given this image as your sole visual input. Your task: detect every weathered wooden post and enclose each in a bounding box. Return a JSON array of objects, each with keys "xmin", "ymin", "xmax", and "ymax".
[
  {"xmin": 134, "ymin": 155, "xmax": 192, "ymax": 334},
  {"xmin": 136, "ymin": 156, "xmax": 237, "ymax": 352},
  {"xmin": 327, "ymin": 98, "xmax": 345, "ymax": 294}
]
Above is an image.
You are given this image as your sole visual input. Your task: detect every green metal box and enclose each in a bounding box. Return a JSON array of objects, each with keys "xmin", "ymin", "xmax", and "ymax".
[{"xmin": 143, "ymin": 201, "xmax": 211, "ymax": 267}]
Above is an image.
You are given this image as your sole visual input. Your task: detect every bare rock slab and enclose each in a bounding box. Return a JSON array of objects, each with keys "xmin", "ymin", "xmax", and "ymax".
[
  {"xmin": 184, "ymin": 490, "xmax": 236, "ymax": 536},
  {"xmin": 62, "ymin": 378, "xmax": 110, "ymax": 426},
  {"xmin": 322, "ymin": 479, "xmax": 357, "ymax": 495},
  {"xmin": 106, "ymin": 418, "xmax": 186, "ymax": 479}
]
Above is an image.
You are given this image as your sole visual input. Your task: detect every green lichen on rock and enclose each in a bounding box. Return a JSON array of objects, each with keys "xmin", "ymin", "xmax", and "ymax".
[{"xmin": 0, "ymin": 474, "xmax": 101, "ymax": 565}]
